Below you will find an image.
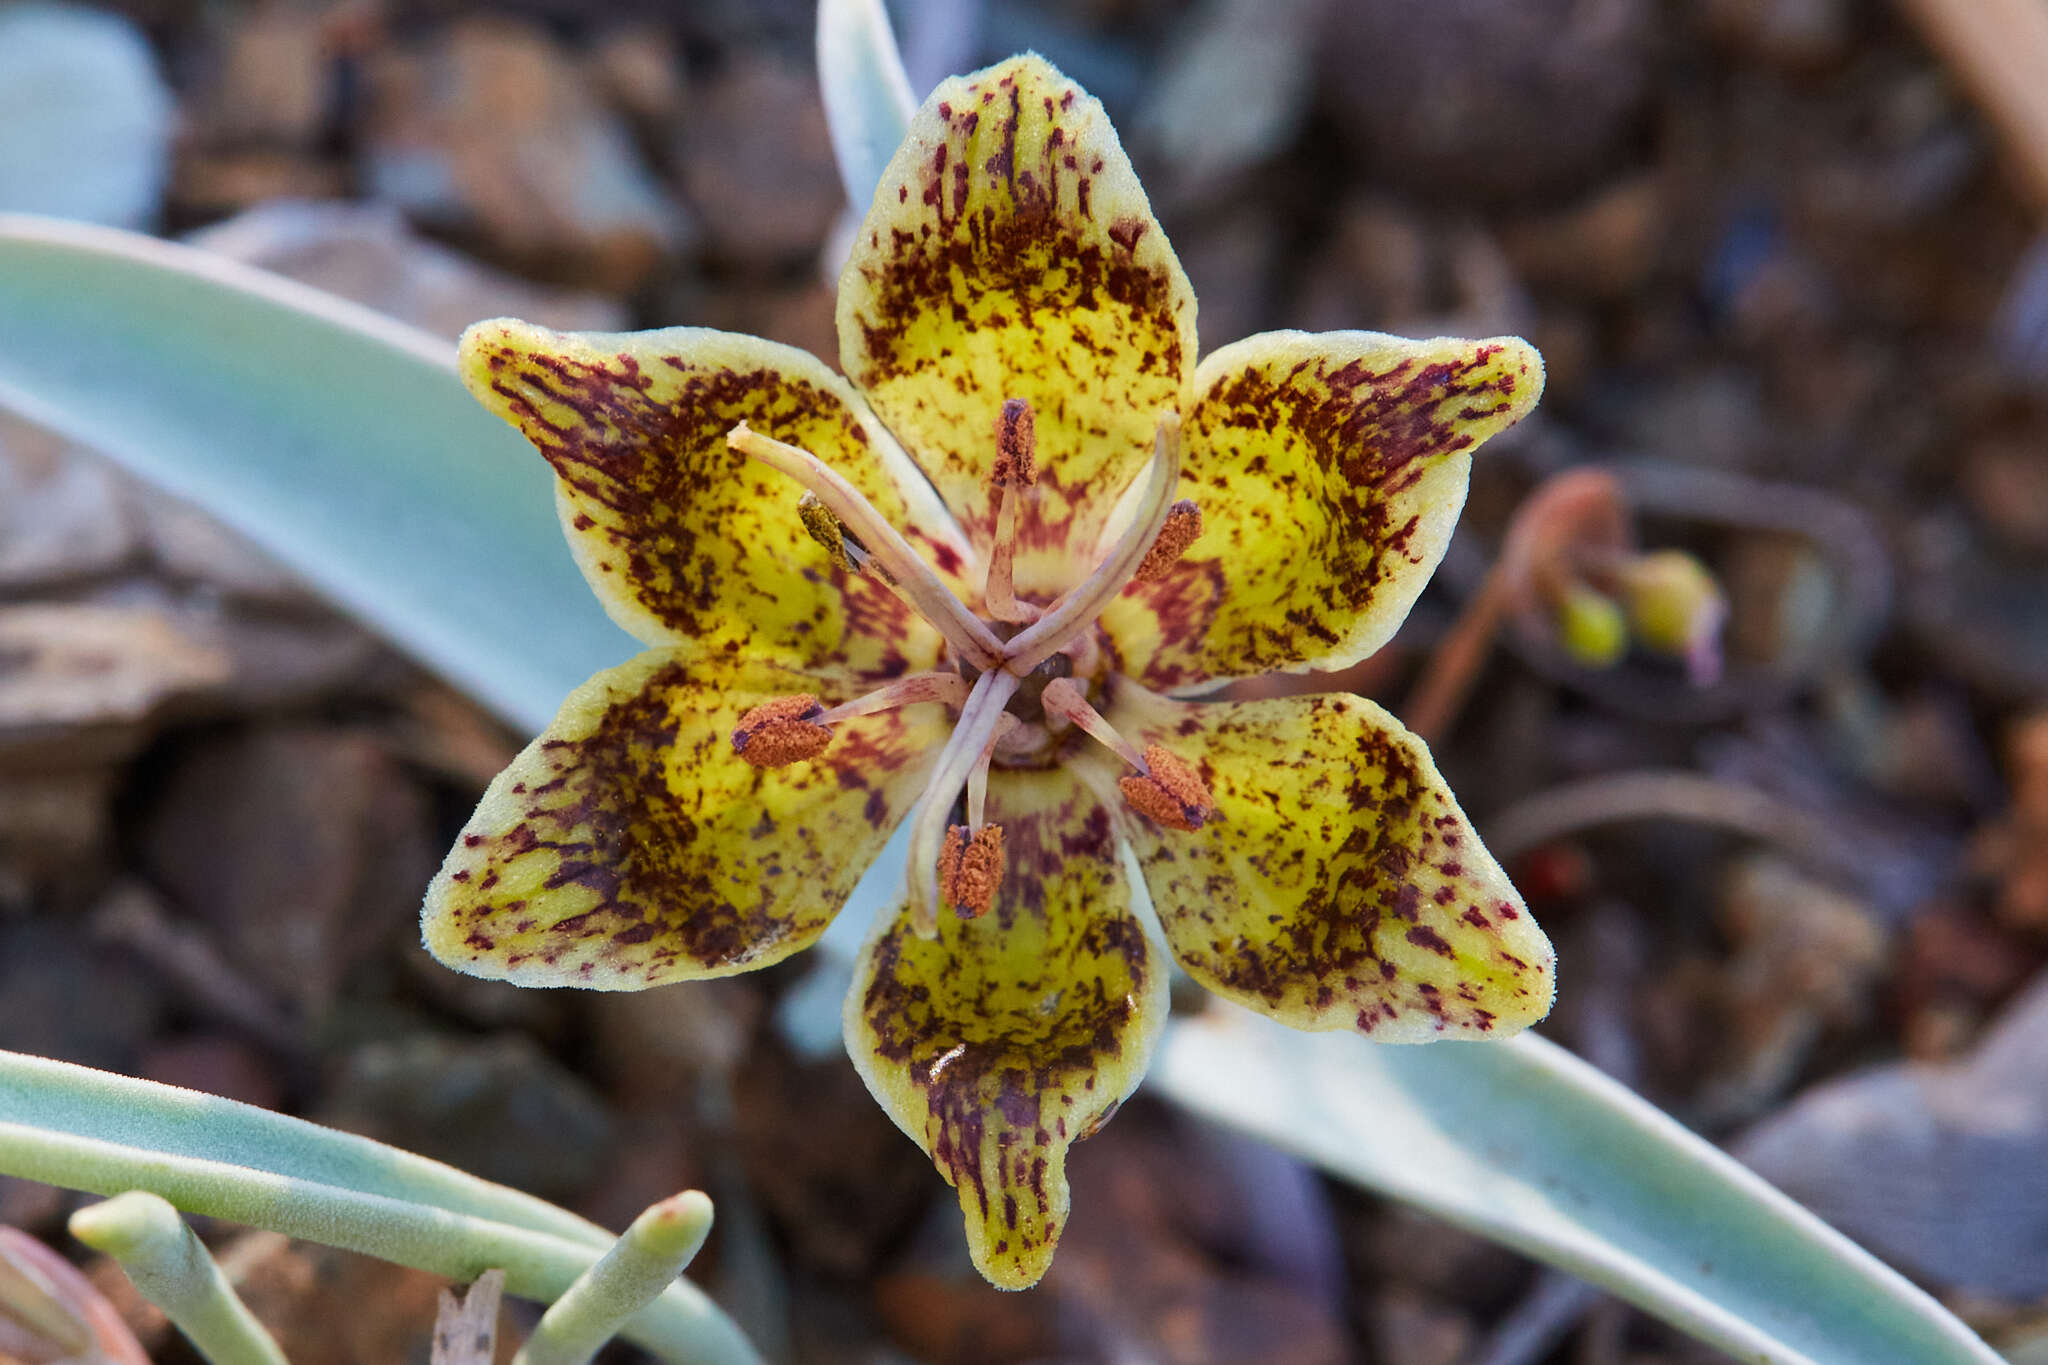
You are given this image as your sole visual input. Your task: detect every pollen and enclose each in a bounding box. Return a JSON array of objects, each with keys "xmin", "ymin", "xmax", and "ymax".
[
  {"xmin": 731, "ymin": 695, "xmax": 832, "ymax": 767},
  {"xmin": 938, "ymin": 822, "xmax": 1005, "ymax": 917},
  {"xmin": 992, "ymin": 398, "xmax": 1038, "ymax": 487},
  {"xmin": 1119, "ymin": 745, "xmax": 1215, "ymax": 830},
  {"xmin": 1133, "ymin": 499, "xmax": 1202, "ymax": 582},
  {"xmin": 797, "ymin": 491, "xmax": 856, "ymax": 571}
]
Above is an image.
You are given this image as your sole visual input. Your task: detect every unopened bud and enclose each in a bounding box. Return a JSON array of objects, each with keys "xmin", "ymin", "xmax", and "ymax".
[
  {"xmin": 1553, "ymin": 583, "xmax": 1627, "ymax": 670},
  {"xmin": 1618, "ymin": 550, "xmax": 1727, "ymax": 685}
]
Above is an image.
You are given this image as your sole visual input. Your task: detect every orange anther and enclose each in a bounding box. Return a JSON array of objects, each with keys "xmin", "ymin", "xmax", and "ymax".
[
  {"xmin": 731, "ymin": 695, "xmax": 831, "ymax": 767},
  {"xmin": 1133, "ymin": 499, "xmax": 1202, "ymax": 582},
  {"xmin": 1119, "ymin": 745, "xmax": 1215, "ymax": 830},
  {"xmin": 992, "ymin": 398, "xmax": 1037, "ymax": 487},
  {"xmin": 938, "ymin": 822, "xmax": 1005, "ymax": 917}
]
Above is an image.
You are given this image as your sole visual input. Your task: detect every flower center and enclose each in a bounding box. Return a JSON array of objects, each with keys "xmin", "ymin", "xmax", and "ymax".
[{"xmin": 725, "ymin": 401, "xmax": 1212, "ymax": 937}]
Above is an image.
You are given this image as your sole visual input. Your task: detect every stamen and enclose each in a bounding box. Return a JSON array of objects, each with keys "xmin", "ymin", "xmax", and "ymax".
[
  {"xmin": 729, "ymin": 423, "xmax": 1003, "ymax": 669},
  {"xmin": 1039, "ymin": 679, "xmax": 1214, "ymax": 830},
  {"xmin": 937, "ymin": 823, "xmax": 1005, "ymax": 918},
  {"xmin": 815, "ymin": 670, "xmax": 968, "ymax": 723},
  {"xmin": 1003, "ymin": 410, "xmax": 1183, "ymax": 676},
  {"xmin": 731, "ymin": 695, "xmax": 831, "ymax": 767},
  {"xmin": 983, "ymin": 399, "xmax": 1040, "ymax": 625},
  {"xmin": 906, "ymin": 669, "xmax": 1022, "ymax": 937},
  {"xmin": 1118, "ymin": 745, "xmax": 1216, "ymax": 831},
  {"xmin": 1133, "ymin": 499, "xmax": 1203, "ymax": 581},
  {"xmin": 799, "ymin": 491, "xmax": 896, "ymax": 584},
  {"xmin": 1040, "ymin": 678, "xmax": 1146, "ymax": 769},
  {"xmin": 797, "ymin": 492, "xmax": 855, "ymax": 572}
]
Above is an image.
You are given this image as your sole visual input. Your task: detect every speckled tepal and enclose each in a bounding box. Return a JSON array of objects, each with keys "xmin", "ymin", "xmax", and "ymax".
[{"xmin": 422, "ymin": 52, "xmax": 1555, "ymax": 1291}]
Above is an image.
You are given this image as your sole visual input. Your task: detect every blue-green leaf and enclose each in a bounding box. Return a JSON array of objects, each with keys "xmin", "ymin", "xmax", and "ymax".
[
  {"xmin": 0, "ymin": 213, "xmax": 626, "ymax": 733},
  {"xmin": 815, "ymin": 0, "xmax": 917, "ymax": 212}
]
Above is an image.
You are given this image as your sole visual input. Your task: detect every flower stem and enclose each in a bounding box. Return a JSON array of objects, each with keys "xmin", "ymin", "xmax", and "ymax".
[
  {"xmin": 729, "ymin": 423, "xmax": 1005, "ymax": 669},
  {"xmin": 69, "ymin": 1192, "xmax": 286, "ymax": 1365},
  {"xmin": 1004, "ymin": 412, "xmax": 1181, "ymax": 675}
]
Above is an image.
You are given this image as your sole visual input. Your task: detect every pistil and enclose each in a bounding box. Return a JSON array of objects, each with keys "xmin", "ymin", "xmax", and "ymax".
[
  {"xmin": 729, "ymin": 423, "xmax": 1005, "ymax": 670},
  {"xmin": 905, "ymin": 668, "xmax": 1023, "ymax": 936},
  {"xmin": 983, "ymin": 399, "xmax": 1040, "ymax": 625},
  {"xmin": 1004, "ymin": 411, "xmax": 1184, "ymax": 676}
]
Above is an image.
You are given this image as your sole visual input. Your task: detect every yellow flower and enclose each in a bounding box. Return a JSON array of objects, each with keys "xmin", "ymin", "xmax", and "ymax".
[{"xmin": 422, "ymin": 54, "xmax": 1555, "ymax": 1290}]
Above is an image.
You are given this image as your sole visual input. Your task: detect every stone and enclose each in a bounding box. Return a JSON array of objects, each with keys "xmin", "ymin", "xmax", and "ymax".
[
  {"xmin": 674, "ymin": 53, "xmax": 843, "ymax": 268},
  {"xmin": 1692, "ymin": 853, "xmax": 1889, "ymax": 1124},
  {"xmin": 216, "ymin": 1232, "xmax": 459, "ymax": 1365},
  {"xmin": 1316, "ymin": 0, "xmax": 1658, "ymax": 206},
  {"xmin": 0, "ymin": 2, "xmax": 172, "ymax": 228},
  {"xmin": 187, "ymin": 199, "xmax": 628, "ymax": 342},
  {"xmin": 318, "ymin": 1034, "xmax": 617, "ymax": 1203},
  {"xmin": 1498, "ymin": 174, "xmax": 1667, "ymax": 303},
  {"xmin": 0, "ymin": 918, "xmax": 165, "ymax": 1071},
  {"xmin": 1737, "ymin": 970, "xmax": 2048, "ymax": 1298},
  {"xmin": 138, "ymin": 725, "xmax": 435, "ymax": 1015},
  {"xmin": 0, "ymin": 604, "xmax": 231, "ymax": 767},
  {"xmin": 1131, "ymin": 0, "xmax": 1321, "ymax": 206},
  {"xmin": 0, "ymin": 414, "xmax": 140, "ymax": 591},
  {"xmin": 361, "ymin": 17, "xmax": 682, "ymax": 291}
]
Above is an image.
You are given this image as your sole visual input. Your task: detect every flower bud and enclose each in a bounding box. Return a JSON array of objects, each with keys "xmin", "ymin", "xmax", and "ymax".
[
  {"xmin": 1553, "ymin": 583, "xmax": 1627, "ymax": 669},
  {"xmin": 1619, "ymin": 550, "xmax": 1727, "ymax": 685}
]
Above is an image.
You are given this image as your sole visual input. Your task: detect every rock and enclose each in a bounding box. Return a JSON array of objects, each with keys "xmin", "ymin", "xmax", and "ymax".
[
  {"xmin": 1972, "ymin": 711, "xmax": 2048, "ymax": 934},
  {"xmin": 731, "ymin": 1042, "xmax": 932, "ymax": 1277},
  {"xmin": 215, "ymin": 1231, "xmax": 458, "ymax": 1365},
  {"xmin": 1693, "ymin": 853, "xmax": 1890, "ymax": 1123},
  {"xmin": 0, "ymin": 918, "xmax": 165, "ymax": 1071},
  {"xmin": 319, "ymin": 1034, "xmax": 617, "ymax": 1203},
  {"xmin": 1368, "ymin": 1286, "xmax": 1474, "ymax": 1365},
  {"xmin": 1736, "ymin": 969, "xmax": 2048, "ymax": 1298},
  {"xmin": 675, "ymin": 53, "xmax": 842, "ymax": 267},
  {"xmin": 0, "ymin": 605, "xmax": 231, "ymax": 767},
  {"xmin": 1701, "ymin": 0, "xmax": 1855, "ymax": 73},
  {"xmin": 187, "ymin": 199, "xmax": 628, "ymax": 342},
  {"xmin": 0, "ymin": 767, "xmax": 119, "ymax": 911},
  {"xmin": 138, "ymin": 725, "xmax": 434, "ymax": 1015},
  {"xmin": 1498, "ymin": 174, "xmax": 1668, "ymax": 303},
  {"xmin": 131, "ymin": 487, "xmax": 310, "ymax": 602},
  {"xmin": 1132, "ymin": 0, "xmax": 1321, "ymax": 206},
  {"xmin": 1173, "ymin": 202, "xmax": 1282, "ymax": 359},
  {"xmin": 181, "ymin": 1, "xmax": 331, "ymax": 148},
  {"xmin": 361, "ymin": 17, "xmax": 682, "ymax": 291},
  {"xmin": 0, "ymin": 415, "xmax": 139, "ymax": 590},
  {"xmin": 588, "ymin": 24, "xmax": 686, "ymax": 133},
  {"xmin": 0, "ymin": 2, "xmax": 172, "ymax": 228},
  {"xmin": 1316, "ymin": 0, "xmax": 1658, "ymax": 207},
  {"xmin": 138, "ymin": 1034, "xmax": 286, "ymax": 1111}
]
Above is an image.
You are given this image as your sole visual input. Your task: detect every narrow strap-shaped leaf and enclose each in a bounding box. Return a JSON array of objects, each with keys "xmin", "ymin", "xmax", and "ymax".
[
  {"xmin": 815, "ymin": 0, "xmax": 916, "ymax": 211},
  {"xmin": 0, "ymin": 1122, "xmax": 758, "ymax": 1365},
  {"xmin": 0, "ymin": 213, "xmax": 625, "ymax": 733},
  {"xmin": 0, "ymin": 1050, "xmax": 606, "ymax": 1249},
  {"xmin": 1149, "ymin": 1008, "xmax": 2002, "ymax": 1365},
  {"xmin": 69, "ymin": 1192, "xmax": 288, "ymax": 1365}
]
